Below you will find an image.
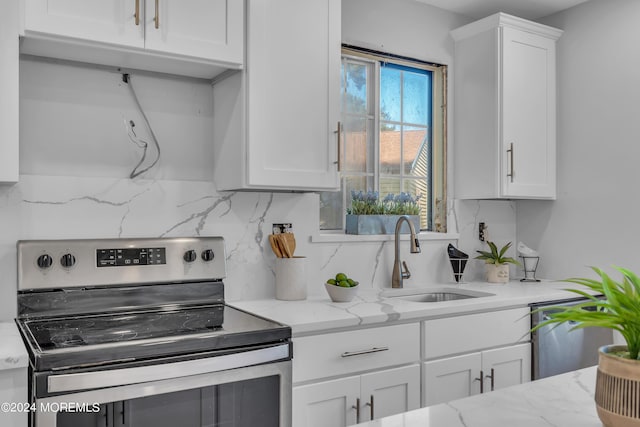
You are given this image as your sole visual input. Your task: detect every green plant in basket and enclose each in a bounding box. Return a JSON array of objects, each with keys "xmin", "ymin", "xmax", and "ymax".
[
  {"xmin": 538, "ymin": 266, "xmax": 640, "ymax": 426},
  {"xmin": 532, "ymin": 266, "xmax": 640, "ymax": 360}
]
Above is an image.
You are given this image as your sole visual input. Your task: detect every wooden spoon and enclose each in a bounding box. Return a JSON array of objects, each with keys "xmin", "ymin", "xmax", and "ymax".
[
  {"xmin": 268, "ymin": 234, "xmax": 282, "ymax": 258},
  {"xmin": 277, "ymin": 234, "xmax": 293, "ymax": 258},
  {"xmin": 282, "ymin": 233, "xmax": 296, "ymax": 257}
]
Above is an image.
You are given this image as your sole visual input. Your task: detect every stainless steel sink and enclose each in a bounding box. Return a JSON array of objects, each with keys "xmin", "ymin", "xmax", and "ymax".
[{"xmin": 383, "ymin": 287, "xmax": 494, "ymax": 302}]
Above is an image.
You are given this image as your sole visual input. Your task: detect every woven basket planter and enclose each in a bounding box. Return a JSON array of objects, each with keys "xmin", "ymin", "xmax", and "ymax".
[{"xmin": 595, "ymin": 345, "xmax": 640, "ymax": 427}]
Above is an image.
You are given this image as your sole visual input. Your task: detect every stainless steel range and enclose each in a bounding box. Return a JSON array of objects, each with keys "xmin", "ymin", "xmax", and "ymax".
[{"xmin": 15, "ymin": 237, "xmax": 292, "ymax": 427}]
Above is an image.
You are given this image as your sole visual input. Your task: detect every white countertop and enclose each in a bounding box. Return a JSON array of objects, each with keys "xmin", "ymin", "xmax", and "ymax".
[
  {"xmin": 0, "ymin": 322, "xmax": 28, "ymax": 371},
  {"xmin": 231, "ymin": 280, "xmax": 587, "ymax": 335},
  {"xmin": 352, "ymin": 367, "xmax": 600, "ymax": 427}
]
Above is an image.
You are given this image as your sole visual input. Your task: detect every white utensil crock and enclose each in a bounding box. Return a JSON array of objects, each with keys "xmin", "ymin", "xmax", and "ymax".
[{"xmin": 275, "ymin": 256, "xmax": 307, "ymax": 300}]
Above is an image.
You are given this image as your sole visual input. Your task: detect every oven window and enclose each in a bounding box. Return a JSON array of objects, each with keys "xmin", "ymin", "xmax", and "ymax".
[{"xmin": 56, "ymin": 376, "xmax": 280, "ymax": 427}]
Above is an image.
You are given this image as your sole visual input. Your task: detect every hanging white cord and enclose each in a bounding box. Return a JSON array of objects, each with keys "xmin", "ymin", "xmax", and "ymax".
[{"xmin": 124, "ymin": 74, "xmax": 161, "ymax": 178}]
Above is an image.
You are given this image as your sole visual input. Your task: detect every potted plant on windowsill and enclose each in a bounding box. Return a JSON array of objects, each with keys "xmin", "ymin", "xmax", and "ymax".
[
  {"xmin": 532, "ymin": 266, "xmax": 640, "ymax": 427},
  {"xmin": 345, "ymin": 191, "xmax": 421, "ymax": 235},
  {"xmin": 474, "ymin": 241, "xmax": 520, "ymax": 283}
]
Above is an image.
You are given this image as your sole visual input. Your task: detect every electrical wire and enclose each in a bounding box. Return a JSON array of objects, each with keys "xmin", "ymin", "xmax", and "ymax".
[{"xmin": 123, "ymin": 74, "xmax": 161, "ymax": 178}]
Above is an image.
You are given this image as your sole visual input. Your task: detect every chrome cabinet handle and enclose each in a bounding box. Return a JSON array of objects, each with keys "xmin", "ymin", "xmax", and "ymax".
[
  {"xmin": 333, "ymin": 121, "xmax": 342, "ymax": 171},
  {"xmin": 352, "ymin": 398, "xmax": 360, "ymax": 424},
  {"xmin": 365, "ymin": 395, "xmax": 374, "ymax": 420},
  {"xmin": 485, "ymin": 368, "xmax": 495, "ymax": 391},
  {"xmin": 341, "ymin": 346, "xmax": 389, "ymax": 358},
  {"xmin": 474, "ymin": 370, "xmax": 484, "ymax": 393},
  {"xmin": 154, "ymin": 0, "xmax": 159, "ymax": 29},
  {"xmin": 507, "ymin": 142, "xmax": 514, "ymax": 182},
  {"xmin": 134, "ymin": 0, "xmax": 140, "ymax": 25}
]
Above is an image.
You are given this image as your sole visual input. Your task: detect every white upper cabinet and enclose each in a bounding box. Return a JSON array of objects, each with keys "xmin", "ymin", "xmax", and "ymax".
[
  {"xmin": 213, "ymin": 0, "xmax": 341, "ymax": 191},
  {"xmin": 452, "ymin": 13, "xmax": 562, "ymax": 199},
  {"xmin": 1, "ymin": 0, "xmax": 19, "ymax": 183},
  {"xmin": 20, "ymin": 0, "xmax": 243, "ymax": 79},
  {"xmin": 23, "ymin": 0, "xmax": 144, "ymax": 47},
  {"xmin": 144, "ymin": 0, "xmax": 243, "ymax": 64}
]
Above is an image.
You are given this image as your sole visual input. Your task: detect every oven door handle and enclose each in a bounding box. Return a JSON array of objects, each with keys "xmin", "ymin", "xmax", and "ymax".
[{"xmin": 47, "ymin": 343, "xmax": 290, "ymax": 393}]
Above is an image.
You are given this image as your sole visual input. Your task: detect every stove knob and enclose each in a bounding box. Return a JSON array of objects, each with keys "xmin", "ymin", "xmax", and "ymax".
[
  {"xmin": 60, "ymin": 253, "xmax": 76, "ymax": 268},
  {"xmin": 201, "ymin": 249, "xmax": 215, "ymax": 262},
  {"xmin": 37, "ymin": 254, "xmax": 53, "ymax": 269},
  {"xmin": 183, "ymin": 250, "xmax": 197, "ymax": 263}
]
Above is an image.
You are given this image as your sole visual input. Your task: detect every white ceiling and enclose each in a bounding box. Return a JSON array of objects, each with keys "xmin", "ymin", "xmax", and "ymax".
[{"xmin": 414, "ymin": 0, "xmax": 591, "ymax": 20}]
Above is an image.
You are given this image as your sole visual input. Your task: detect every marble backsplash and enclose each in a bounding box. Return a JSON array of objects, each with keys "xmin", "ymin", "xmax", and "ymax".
[{"xmin": 0, "ymin": 174, "xmax": 516, "ymax": 321}]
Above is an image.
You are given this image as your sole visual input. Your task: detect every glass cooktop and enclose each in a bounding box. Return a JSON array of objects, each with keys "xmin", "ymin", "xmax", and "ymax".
[
  {"xmin": 18, "ymin": 305, "xmax": 291, "ymax": 371},
  {"xmin": 25, "ymin": 305, "xmax": 225, "ymax": 350}
]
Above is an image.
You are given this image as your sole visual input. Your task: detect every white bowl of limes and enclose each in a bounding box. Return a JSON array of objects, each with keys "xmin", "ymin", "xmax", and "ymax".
[{"xmin": 325, "ymin": 273, "xmax": 359, "ymax": 302}]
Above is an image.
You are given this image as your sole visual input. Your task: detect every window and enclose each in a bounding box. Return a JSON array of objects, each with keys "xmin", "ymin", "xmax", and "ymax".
[{"xmin": 320, "ymin": 46, "xmax": 447, "ymax": 232}]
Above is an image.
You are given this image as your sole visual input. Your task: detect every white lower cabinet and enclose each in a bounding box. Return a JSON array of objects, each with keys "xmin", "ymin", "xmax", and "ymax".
[
  {"xmin": 293, "ymin": 364, "xmax": 420, "ymax": 426},
  {"xmin": 423, "ymin": 343, "xmax": 531, "ymax": 406},
  {"xmin": 291, "ymin": 307, "xmax": 533, "ymax": 425},
  {"xmin": 293, "ymin": 376, "xmax": 360, "ymax": 427},
  {"xmin": 0, "ymin": 367, "xmax": 27, "ymax": 427},
  {"xmin": 360, "ymin": 365, "xmax": 421, "ymax": 421},
  {"xmin": 291, "ymin": 323, "xmax": 420, "ymax": 426},
  {"xmin": 422, "ymin": 307, "xmax": 532, "ymax": 406}
]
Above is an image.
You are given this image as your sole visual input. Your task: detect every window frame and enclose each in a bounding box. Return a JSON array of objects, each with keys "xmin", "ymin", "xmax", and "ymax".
[{"xmin": 321, "ymin": 45, "xmax": 448, "ymax": 233}]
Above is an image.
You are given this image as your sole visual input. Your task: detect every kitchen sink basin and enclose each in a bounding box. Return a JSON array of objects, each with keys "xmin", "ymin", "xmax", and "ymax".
[{"xmin": 383, "ymin": 288, "xmax": 494, "ymax": 302}]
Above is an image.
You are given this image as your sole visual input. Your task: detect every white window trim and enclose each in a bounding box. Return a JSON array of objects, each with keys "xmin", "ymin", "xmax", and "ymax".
[{"xmin": 318, "ymin": 46, "xmax": 448, "ymax": 236}]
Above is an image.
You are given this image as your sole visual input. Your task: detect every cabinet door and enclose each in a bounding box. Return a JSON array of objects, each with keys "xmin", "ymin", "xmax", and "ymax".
[
  {"xmin": 0, "ymin": 0, "xmax": 19, "ymax": 182},
  {"xmin": 293, "ymin": 376, "xmax": 360, "ymax": 427},
  {"xmin": 245, "ymin": 0, "xmax": 340, "ymax": 190},
  {"xmin": 23, "ymin": 0, "xmax": 143, "ymax": 47},
  {"xmin": 481, "ymin": 343, "xmax": 532, "ymax": 392},
  {"xmin": 501, "ymin": 26, "xmax": 557, "ymax": 198},
  {"xmin": 360, "ymin": 365, "xmax": 420, "ymax": 422},
  {"xmin": 144, "ymin": 0, "xmax": 243, "ymax": 64},
  {"xmin": 423, "ymin": 352, "xmax": 482, "ymax": 406}
]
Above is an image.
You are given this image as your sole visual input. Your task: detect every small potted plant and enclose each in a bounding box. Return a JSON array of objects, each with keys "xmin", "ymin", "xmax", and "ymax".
[
  {"xmin": 532, "ymin": 266, "xmax": 640, "ymax": 427},
  {"xmin": 474, "ymin": 241, "xmax": 520, "ymax": 283},
  {"xmin": 345, "ymin": 191, "xmax": 421, "ymax": 235}
]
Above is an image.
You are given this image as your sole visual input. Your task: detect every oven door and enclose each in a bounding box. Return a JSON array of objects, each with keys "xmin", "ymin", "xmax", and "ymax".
[{"xmin": 33, "ymin": 344, "xmax": 291, "ymax": 427}]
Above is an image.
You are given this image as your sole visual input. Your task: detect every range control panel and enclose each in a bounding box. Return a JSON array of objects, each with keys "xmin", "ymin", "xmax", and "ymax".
[
  {"xmin": 97, "ymin": 247, "xmax": 167, "ymax": 267},
  {"xmin": 18, "ymin": 237, "xmax": 226, "ymax": 291}
]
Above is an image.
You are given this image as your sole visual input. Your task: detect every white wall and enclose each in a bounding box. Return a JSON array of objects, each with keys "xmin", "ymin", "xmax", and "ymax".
[
  {"xmin": 0, "ymin": 0, "xmax": 518, "ymax": 321},
  {"xmin": 517, "ymin": 0, "xmax": 640, "ymax": 279},
  {"xmin": 342, "ymin": 0, "xmax": 465, "ymax": 64}
]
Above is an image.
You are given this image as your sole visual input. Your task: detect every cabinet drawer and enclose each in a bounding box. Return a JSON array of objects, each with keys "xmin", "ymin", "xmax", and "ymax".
[
  {"xmin": 423, "ymin": 307, "xmax": 530, "ymax": 359},
  {"xmin": 293, "ymin": 323, "xmax": 420, "ymax": 383}
]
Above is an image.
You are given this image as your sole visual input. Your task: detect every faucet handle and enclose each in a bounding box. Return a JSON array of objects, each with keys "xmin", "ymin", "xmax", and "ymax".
[{"xmin": 401, "ymin": 261, "xmax": 411, "ymax": 279}]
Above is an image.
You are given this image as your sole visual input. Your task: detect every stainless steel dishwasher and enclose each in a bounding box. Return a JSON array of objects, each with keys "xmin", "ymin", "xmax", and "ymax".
[{"xmin": 530, "ymin": 297, "xmax": 613, "ymax": 379}]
